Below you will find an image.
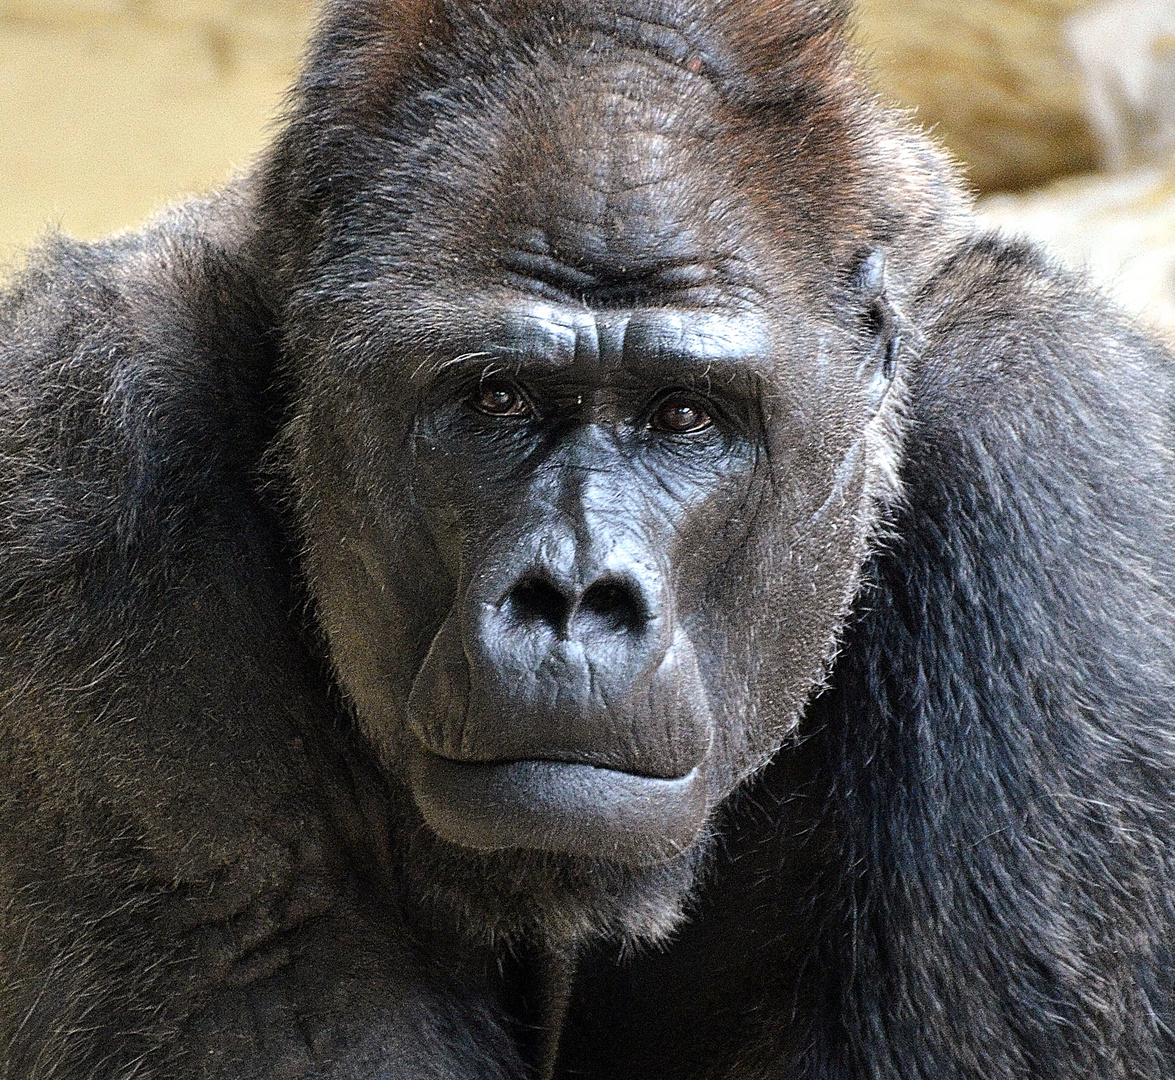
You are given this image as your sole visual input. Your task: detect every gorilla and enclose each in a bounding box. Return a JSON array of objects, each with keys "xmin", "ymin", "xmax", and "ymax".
[{"xmin": 2, "ymin": 0, "xmax": 1175, "ymax": 1077}]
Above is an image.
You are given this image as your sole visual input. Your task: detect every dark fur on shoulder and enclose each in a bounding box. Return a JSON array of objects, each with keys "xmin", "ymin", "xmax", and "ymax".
[{"xmin": 2, "ymin": 2, "xmax": 1174, "ymax": 1078}]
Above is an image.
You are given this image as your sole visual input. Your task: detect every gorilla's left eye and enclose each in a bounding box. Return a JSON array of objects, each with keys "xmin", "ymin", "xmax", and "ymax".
[
  {"xmin": 650, "ymin": 394, "xmax": 714, "ymax": 434},
  {"xmin": 470, "ymin": 379, "xmax": 531, "ymax": 418}
]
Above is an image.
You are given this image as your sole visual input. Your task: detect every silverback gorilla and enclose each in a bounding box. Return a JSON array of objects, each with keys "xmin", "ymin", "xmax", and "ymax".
[{"xmin": 3, "ymin": 1, "xmax": 1175, "ymax": 1077}]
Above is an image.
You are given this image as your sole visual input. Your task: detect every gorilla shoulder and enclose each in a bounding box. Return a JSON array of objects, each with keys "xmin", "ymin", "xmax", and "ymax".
[{"xmin": 0, "ymin": 187, "xmax": 277, "ymax": 635}]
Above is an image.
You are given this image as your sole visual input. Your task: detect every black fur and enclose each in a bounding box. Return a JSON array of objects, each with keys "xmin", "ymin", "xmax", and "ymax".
[{"xmin": 2, "ymin": 2, "xmax": 1174, "ymax": 1078}]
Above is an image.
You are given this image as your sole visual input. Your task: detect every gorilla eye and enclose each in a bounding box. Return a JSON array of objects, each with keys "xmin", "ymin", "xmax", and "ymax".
[
  {"xmin": 470, "ymin": 379, "xmax": 531, "ymax": 418},
  {"xmin": 651, "ymin": 394, "xmax": 713, "ymax": 434}
]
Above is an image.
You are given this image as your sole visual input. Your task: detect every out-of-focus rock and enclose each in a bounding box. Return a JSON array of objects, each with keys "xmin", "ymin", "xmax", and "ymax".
[
  {"xmin": 978, "ymin": 165, "xmax": 1175, "ymax": 347},
  {"xmin": 856, "ymin": 0, "xmax": 1175, "ymax": 193},
  {"xmin": 1065, "ymin": 0, "xmax": 1175, "ymax": 172}
]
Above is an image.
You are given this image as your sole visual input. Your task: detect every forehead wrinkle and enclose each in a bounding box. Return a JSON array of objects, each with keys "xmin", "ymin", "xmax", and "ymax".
[
  {"xmin": 516, "ymin": 126, "xmax": 718, "ymax": 281},
  {"xmin": 517, "ymin": 55, "xmax": 719, "ymax": 184},
  {"xmin": 563, "ymin": 8, "xmax": 721, "ymax": 81}
]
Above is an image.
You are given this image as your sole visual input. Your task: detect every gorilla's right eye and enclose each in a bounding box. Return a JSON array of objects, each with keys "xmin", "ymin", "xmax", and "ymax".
[
  {"xmin": 650, "ymin": 393, "xmax": 714, "ymax": 435},
  {"xmin": 469, "ymin": 379, "xmax": 531, "ymax": 418}
]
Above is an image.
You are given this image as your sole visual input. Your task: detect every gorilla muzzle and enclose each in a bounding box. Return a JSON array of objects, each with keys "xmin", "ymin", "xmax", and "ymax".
[{"xmin": 405, "ymin": 537, "xmax": 714, "ymax": 863}]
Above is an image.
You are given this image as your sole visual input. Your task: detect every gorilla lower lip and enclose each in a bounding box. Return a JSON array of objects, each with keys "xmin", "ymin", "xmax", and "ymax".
[{"xmin": 407, "ymin": 747, "xmax": 708, "ymax": 864}]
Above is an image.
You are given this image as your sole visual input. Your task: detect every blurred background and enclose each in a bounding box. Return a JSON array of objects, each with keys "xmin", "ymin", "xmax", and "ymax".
[{"xmin": 2, "ymin": 0, "xmax": 1174, "ymax": 343}]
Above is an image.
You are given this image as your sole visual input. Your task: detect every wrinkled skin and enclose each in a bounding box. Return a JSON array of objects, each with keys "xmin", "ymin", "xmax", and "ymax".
[
  {"xmin": 313, "ymin": 291, "xmax": 891, "ymax": 870},
  {"xmin": 2, "ymin": 2, "xmax": 1175, "ymax": 1079}
]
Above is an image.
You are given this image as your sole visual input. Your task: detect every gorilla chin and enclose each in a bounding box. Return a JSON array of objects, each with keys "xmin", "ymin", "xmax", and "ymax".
[{"xmin": 406, "ymin": 745, "xmax": 710, "ymax": 865}]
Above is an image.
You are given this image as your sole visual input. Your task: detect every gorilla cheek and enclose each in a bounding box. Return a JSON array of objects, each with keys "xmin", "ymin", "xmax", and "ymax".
[{"xmin": 404, "ymin": 610, "xmax": 470, "ymax": 758}]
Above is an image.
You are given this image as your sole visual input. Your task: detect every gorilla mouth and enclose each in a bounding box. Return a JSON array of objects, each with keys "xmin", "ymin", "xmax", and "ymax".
[{"xmin": 406, "ymin": 744, "xmax": 709, "ymax": 865}]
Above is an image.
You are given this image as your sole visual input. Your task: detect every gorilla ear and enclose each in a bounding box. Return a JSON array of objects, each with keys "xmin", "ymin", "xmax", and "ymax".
[{"xmin": 853, "ymin": 248, "xmax": 904, "ymax": 386}]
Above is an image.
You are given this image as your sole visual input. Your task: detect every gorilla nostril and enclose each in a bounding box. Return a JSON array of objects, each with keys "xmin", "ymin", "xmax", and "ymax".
[
  {"xmin": 506, "ymin": 576, "xmax": 570, "ymax": 631},
  {"xmin": 579, "ymin": 579, "xmax": 647, "ymax": 635}
]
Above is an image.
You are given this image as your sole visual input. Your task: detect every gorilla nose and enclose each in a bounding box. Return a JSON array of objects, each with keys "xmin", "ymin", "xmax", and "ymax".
[
  {"xmin": 405, "ymin": 551, "xmax": 710, "ymax": 780},
  {"xmin": 504, "ymin": 573, "xmax": 650, "ymax": 638}
]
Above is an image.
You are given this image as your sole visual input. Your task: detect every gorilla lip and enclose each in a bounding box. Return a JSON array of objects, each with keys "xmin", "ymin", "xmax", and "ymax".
[{"xmin": 406, "ymin": 743, "xmax": 709, "ymax": 865}]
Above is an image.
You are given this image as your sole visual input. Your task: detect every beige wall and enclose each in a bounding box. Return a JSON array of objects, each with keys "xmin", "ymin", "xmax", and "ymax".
[{"xmin": 0, "ymin": 0, "xmax": 312, "ymax": 260}]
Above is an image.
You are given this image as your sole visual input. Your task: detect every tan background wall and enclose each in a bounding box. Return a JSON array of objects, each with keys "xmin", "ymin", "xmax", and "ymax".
[{"xmin": 0, "ymin": 0, "xmax": 312, "ymax": 261}]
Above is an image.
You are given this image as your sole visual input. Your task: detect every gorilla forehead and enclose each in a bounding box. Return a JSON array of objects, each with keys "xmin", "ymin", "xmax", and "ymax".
[
  {"xmin": 364, "ymin": 52, "xmax": 760, "ymax": 300},
  {"xmin": 493, "ymin": 63, "xmax": 725, "ymax": 274}
]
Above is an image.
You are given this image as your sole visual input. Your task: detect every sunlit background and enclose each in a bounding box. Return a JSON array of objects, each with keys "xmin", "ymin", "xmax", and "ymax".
[{"xmin": 2, "ymin": 0, "xmax": 1174, "ymax": 342}]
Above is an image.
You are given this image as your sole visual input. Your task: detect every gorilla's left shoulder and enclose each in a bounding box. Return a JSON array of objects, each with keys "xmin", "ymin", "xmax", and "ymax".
[
  {"xmin": 887, "ymin": 231, "xmax": 1175, "ymax": 722},
  {"xmin": 904, "ymin": 232, "xmax": 1175, "ymax": 530},
  {"xmin": 910, "ymin": 232, "xmax": 1175, "ymax": 435}
]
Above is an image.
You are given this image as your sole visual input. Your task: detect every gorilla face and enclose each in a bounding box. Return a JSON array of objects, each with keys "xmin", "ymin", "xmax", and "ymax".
[
  {"xmin": 404, "ymin": 307, "xmax": 765, "ymax": 864},
  {"xmin": 282, "ymin": 34, "xmax": 903, "ymax": 938}
]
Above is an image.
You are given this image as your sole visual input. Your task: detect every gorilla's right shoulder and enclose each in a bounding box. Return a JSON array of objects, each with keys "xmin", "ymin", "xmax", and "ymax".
[{"xmin": 0, "ymin": 186, "xmax": 280, "ymax": 640}]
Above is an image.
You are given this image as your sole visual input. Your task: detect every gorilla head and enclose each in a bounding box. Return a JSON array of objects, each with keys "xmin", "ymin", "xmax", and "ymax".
[{"xmin": 265, "ymin": 0, "xmax": 940, "ymax": 946}]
